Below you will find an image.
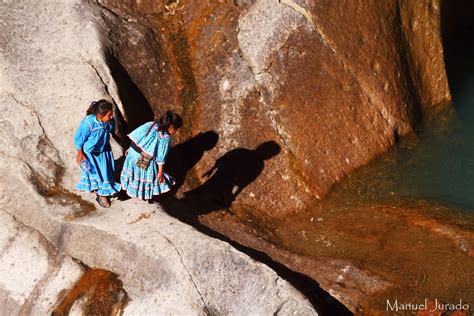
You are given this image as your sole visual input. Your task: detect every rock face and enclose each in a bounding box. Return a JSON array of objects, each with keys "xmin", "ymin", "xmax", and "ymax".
[
  {"xmin": 89, "ymin": 0, "xmax": 451, "ymax": 217},
  {"xmin": 0, "ymin": 211, "xmax": 84, "ymax": 315},
  {"xmin": 0, "ymin": 0, "xmax": 317, "ymax": 314}
]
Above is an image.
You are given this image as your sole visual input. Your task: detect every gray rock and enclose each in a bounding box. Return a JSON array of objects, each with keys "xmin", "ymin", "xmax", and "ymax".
[{"xmin": 0, "ymin": 211, "xmax": 84, "ymax": 315}]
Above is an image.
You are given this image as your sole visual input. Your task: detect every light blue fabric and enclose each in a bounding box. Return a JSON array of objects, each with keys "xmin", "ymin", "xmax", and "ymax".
[
  {"xmin": 74, "ymin": 114, "xmax": 115, "ymax": 153},
  {"xmin": 127, "ymin": 122, "xmax": 171, "ymax": 165},
  {"xmin": 74, "ymin": 115, "xmax": 121, "ymax": 196},
  {"xmin": 121, "ymin": 122, "xmax": 174, "ymax": 199}
]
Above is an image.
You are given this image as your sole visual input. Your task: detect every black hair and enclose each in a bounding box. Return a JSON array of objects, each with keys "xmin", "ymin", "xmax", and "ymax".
[
  {"xmin": 147, "ymin": 110, "xmax": 183, "ymax": 135},
  {"xmin": 86, "ymin": 99, "xmax": 113, "ymax": 116}
]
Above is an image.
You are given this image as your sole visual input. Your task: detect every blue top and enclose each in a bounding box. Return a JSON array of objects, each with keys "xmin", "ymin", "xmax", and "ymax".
[
  {"xmin": 128, "ymin": 122, "xmax": 171, "ymax": 165},
  {"xmin": 74, "ymin": 114, "xmax": 115, "ymax": 153}
]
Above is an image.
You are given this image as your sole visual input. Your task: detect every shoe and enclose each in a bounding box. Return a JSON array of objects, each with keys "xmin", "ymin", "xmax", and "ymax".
[{"xmin": 96, "ymin": 196, "xmax": 111, "ymax": 208}]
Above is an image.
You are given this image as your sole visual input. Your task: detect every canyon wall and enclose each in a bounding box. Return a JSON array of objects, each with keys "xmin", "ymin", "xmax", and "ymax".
[{"xmin": 91, "ymin": 0, "xmax": 451, "ymax": 217}]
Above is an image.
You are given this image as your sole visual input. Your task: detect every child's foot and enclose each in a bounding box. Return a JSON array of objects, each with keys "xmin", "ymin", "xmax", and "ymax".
[{"xmin": 96, "ymin": 195, "xmax": 111, "ymax": 208}]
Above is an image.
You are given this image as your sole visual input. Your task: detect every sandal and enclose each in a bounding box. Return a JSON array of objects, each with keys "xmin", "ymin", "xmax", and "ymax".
[{"xmin": 96, "ymin": 196, "xmax": 111, "ymax": 208}]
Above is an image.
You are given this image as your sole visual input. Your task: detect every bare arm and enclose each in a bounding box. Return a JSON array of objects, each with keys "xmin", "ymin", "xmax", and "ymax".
[
  {"xmin": 157, "ymin": 164, "xmax": 164, "ymax": 183},
  {"xmin": 76, "ymin": 149, "xmax": 85, "ymax": 165}
]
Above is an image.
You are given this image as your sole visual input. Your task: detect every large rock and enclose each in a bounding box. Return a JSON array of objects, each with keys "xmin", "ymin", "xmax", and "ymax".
[
  {"xmin": 0, "ymin": 211, "xmax": 84, "ymax": 315},
  {"xmin": 0, "ymin": 0, "xmax": 317, "ymax": 314},
  {"xmin": 88, "ymin": 0, "xmax": 451, "ymax": 217}
]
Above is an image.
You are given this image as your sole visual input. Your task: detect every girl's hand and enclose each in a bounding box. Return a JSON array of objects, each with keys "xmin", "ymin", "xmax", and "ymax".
[
  {"xmin": 157, "ymin": 164, "xmax": 165, "ymax": 183},
  {"xmin": 157, "ymin": 171, "xmax": 164, "ymax": 184},
  {"xmin": 76, "ymin": 150, "xmax": 85, "ymax": 165},
  {"xmin": 124, "ymin": 148, "xmax": 129, "ymax": 156}
]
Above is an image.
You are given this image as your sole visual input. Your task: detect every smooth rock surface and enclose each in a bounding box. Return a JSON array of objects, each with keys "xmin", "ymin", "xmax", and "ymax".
[{"xmin": 0, "ymin": 211, "xmax": 84, "ymax": 315}]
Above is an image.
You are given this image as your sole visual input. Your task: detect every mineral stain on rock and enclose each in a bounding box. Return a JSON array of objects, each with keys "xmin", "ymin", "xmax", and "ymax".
[
  {"xmin": 27, "ymin": 166, "xmax": 96, "ymax": 220},
  {"xmin": 52, "ymin": 268, "xmax": 129, "ymax": 316}
]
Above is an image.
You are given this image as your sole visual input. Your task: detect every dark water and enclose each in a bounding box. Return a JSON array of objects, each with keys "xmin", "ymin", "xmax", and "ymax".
[{"xmin": 332, "ymin": 44, "xmax": 474, "ymax": 212}]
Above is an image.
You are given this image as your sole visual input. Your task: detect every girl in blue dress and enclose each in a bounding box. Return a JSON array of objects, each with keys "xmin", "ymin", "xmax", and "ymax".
[
  {"xmin": 121, "ymin": 111, "xmax": 182, "ymax": 200},
  {"xmin": 74, "ymin": 100, "xmax": 121, "ymax": 208}
]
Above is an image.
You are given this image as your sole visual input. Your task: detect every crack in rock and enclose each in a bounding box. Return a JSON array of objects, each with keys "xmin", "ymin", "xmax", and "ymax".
[
  {"xmin": 8, "ymin": 93, "xmax": 61, "ymax": 157},
  {"xmin": 0, "ymin": 208, "xmax": 63, "ymax": 314},
  {"xmin": 279, "ymin": 0, "xmax": 315, "ymax": 29},
  {"xmin": 87, "ymin": 62, "xmax": 119, "ymax": 108},
  {"xmin": 155, "ymin": 231, "xmax": 211, "ymax": 315},
  {"xmin": 7, "ymin": 93, "xmax": 64, "ymax": 179}
]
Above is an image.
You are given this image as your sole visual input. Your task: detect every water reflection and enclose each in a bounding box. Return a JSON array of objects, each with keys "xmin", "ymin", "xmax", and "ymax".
[{"xmin": 331, "ymin": 32, "xmax": 474, "ymax": 211}]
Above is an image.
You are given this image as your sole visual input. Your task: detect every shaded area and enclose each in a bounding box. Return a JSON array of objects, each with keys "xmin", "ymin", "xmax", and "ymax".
[
  {"xmin": 183, "ymin": 141, "xmax": 281, "ymax": 212},
  {"xmin": 105, "ymin": 52, "xmax": 154, "ymax": 133},
  {"xmin": 160, "ymin": 140, "xmax": 282, "ymax": 217},
  {"xmin": 441, "ymin": 0, "xmax": 474, "ymax": 118},
  {"xmin": 106, "ymin": 52, "xmax": 154, "ymax": 194},
  {"xmin": 52, "ymin": 268, "xmax": 129, "ymax": 315},
  {"xmin": 165, "ymin": 130, "xmax": 219, "ymax": 196},
  {"xmin": 165, "ymin": 140, "xmax": 282, "ymax": 215},
  {"xmin": 161, "ymin": 141, "xmax": 281, "ymax": 216}
]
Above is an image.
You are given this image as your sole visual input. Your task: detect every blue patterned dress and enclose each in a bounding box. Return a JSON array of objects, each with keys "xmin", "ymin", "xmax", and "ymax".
[
  {"xmin": 74, "ymin": 115, "xmax": 121, "ymax": 196},
  {"xmin": 120, "ymin": 122, "xmax": 175, "ymax": 199}
]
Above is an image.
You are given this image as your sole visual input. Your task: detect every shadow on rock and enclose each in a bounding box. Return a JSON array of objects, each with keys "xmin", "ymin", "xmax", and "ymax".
[
  {"xmin": 105, "ymin": 52, "xmax": 154, "ymax": 133},
  {"xmin": 179, "ymin": 140, "xmax": 281, "ymax": 214},
  {"xmin": 165, "ymin": 130, "xmax": 219, "ymax": 195},
  {"xmin": 158, "ymin": 140, "xmax": 282, "ymax": 225}
]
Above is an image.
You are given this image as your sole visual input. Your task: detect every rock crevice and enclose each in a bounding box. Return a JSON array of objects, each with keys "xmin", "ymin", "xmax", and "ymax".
[{"xmin": 155, "ymin": 230, "xmax": 211, "ymax": 314}]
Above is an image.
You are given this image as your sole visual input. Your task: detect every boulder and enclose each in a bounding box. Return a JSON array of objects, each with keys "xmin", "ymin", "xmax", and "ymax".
[{"xmin": 0, "ymin": 211, "xmax": 84, "ymax": 315}]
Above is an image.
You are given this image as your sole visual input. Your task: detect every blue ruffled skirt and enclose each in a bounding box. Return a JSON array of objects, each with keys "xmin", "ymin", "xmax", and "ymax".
[
  {"xmin": 120, "ymin": 148, "xmax": 174, "ymax": 200},
  {"xmin": 75, "ymin": 149, "xmax": 121, "ymax": 196}
]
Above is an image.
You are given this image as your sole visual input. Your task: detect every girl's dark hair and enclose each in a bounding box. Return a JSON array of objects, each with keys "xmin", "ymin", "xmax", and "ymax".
[
  {"xmin": 147, "ymin": 111, "xmax": 183, "ymax": 135},
  {"xmin": 86, "ymin": 99, "xmax": 113, "ymax": 116}
]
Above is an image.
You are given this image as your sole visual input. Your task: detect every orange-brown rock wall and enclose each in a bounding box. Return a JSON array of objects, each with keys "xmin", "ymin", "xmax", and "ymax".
[{"xmin": 91, "ymin": 0, "xmax": 451, "ymax": 217}]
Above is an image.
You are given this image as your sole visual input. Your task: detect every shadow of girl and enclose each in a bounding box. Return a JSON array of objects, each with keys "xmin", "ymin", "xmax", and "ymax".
[{"xmin": 170, "ymin": 141, "xmax": 281, "ymax": 217}]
